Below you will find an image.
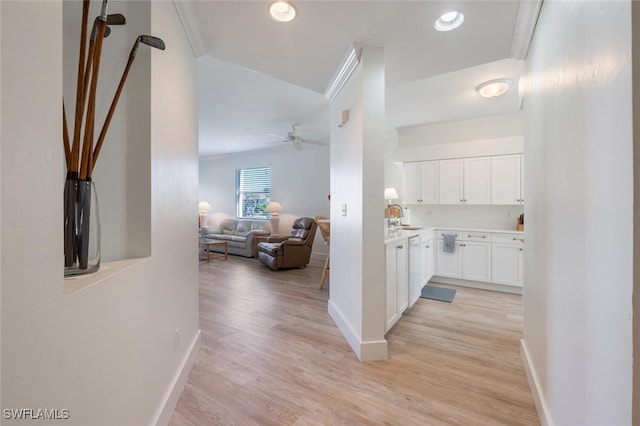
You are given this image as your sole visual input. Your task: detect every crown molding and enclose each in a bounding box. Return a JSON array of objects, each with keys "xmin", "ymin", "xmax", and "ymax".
[
  {"xmin": 173, "ymin": 0, "xmax": 208, "ymax": 58},
  {"xmin": 510, "ymin": 0, "xmax": 543, "ymax": 60},
  {"xmin": 324, "ymin": 45, "xmax": 362, "ymax": 101}
]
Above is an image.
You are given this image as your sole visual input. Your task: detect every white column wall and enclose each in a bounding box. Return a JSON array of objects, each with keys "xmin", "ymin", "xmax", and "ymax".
[
  {"xmin": 328, "ymin": 46, "xmax": 387, "ymax": 361},
  {"xmin": 522, "ymin": 1, "xmax": 633, "ymax": 424},
  {"xmin": 1, "ymin": 1, "xmax": 199, "ymax": 424}
]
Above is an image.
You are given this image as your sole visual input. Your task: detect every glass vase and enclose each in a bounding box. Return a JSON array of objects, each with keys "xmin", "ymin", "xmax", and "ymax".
[{"xmin": 64, "ymin": 176, "xmax": 101, "ymax": 276}]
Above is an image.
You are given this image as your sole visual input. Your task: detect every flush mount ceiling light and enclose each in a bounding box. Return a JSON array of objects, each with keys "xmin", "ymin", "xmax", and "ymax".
[
  {"xmin": 475, "ymin": 78, "xmax": 513, "ymax": 98},
  {"xmin": 434, "ymin": 11, "xmax": 464, "ymax": 31},
  {"xmin": 269, "ymin": 1, "xmax": 297, "ymax": 23}
]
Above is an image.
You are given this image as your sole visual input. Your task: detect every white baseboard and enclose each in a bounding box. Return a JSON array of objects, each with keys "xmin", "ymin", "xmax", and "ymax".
[
  {"xmin": 430, "ymin": 276, "xmax": 522, "ymax": 295},
  {"xmin": 520, "ymin": 339, "xmax": 552, "ymax": 426},
  {"xmin": 328, "ymin": 300, "xmax": 388, "ymax": 361},
  {"xmin": 153, "ymin": 329, "xmax": 202, "ymax": 426}
]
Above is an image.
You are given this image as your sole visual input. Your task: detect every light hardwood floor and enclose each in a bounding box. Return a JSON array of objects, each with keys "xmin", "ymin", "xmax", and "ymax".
[{"xmin": 170, "ymin": 256, "xmax": 538, "ymax": 425}]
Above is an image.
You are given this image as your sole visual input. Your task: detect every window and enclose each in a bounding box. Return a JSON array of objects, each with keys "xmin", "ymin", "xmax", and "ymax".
[{"xmin": 236, "ymin": 166, "xmax": 271, "ymax": 218}]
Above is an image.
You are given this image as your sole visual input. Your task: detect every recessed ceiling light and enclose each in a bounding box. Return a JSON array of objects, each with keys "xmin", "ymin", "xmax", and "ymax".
[
  {"xmin": 269, "ymin": 1, "xmax": 297, "ymax": 23},
  {"xmin": 476, "ymin": 78, "xmax": 513, "ymax": 98},
  {"xmin": 434, "ymin": 11, "xmax": 464, "ymax": 31}
]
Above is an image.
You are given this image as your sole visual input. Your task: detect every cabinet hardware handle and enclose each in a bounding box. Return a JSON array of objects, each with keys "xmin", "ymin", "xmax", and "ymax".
[
  {"xmin": 468, "ymin": 235, "xmax": 486, "ymax": 238},
  {"xmin": 519, "ymin": 248, "xmax": 523, "ymax": 251},
  {"xmin": 397, "ymin": 245, "xmax": 403, "ymax": 249},
  {"xmin": 426, "ymin": 245, "xmax": 430, "ymax": 248}
]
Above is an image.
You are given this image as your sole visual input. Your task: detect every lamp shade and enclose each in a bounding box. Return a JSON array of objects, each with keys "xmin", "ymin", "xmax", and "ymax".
[
  {"xmin": 265, "ymin": 201, "xmax": 285, "ymax": 213},
  {"xmin": 198, "ymin": 201, "xmax": 212, "ymax": 211},
  {"xmin": 384, "ymin": 188, "xmax": 399, "ymax": 200}
]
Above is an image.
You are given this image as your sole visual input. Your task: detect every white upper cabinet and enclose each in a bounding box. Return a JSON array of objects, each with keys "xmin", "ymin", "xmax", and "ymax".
[
  {"xmin": 438, "ymin": 159, "xmax": 464, "ymax": 204},
  {"xmin": 463, "ymin": 157, "xmax": 491, "ymax": 204},
  {"xmin": 439, "ymin": 157, "xmax": 491, "ymax": 204},
  {"xmin": 403, "ymin": 161, "xmax": 438, "ymax": 204},
  {"xmin": 491, "ymin": 154, "xmax": 524, "ymax": 205},
  {"xmin": 402, "ymin": 154, "xmax": 523, "ymax": 206}
]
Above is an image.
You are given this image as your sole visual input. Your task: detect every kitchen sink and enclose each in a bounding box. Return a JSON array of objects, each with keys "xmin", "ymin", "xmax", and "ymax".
[{"xmin": 402, "ymin": 227, "xmax": 423, "ymax": 230}]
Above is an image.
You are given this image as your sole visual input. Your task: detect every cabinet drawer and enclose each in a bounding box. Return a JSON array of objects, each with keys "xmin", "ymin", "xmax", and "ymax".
[
  {"xmin": 436, "ymin": 230, "xmax": 462, "ymax": 240},
  {"xmin": 463, "ymin": 232, "xmax": 491, "ymax": 242},
  {"xmin": 493, "ymin": 233, "xmax": 525, "ymax": 245}
]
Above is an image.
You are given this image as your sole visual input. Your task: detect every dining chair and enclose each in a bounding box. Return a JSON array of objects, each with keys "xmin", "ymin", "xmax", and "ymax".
[{"xmin": 315, "ymin": 215, "xmax": 330, "ymax": 290}]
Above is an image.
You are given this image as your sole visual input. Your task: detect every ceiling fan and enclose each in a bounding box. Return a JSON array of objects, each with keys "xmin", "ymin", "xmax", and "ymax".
[{"xmin": 272, "ymin": 125, "xmax": 327, "ymax": 150}]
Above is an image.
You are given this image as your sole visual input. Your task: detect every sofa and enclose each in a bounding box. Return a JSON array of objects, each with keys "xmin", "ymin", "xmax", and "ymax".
[{"xmin": 202, "ymin": 218, "xmax": 271, "ymax": 258}]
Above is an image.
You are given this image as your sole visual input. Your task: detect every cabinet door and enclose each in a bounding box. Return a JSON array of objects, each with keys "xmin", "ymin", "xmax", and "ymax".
[
  {"xmin": 491, "ymin": 155, "xmax": 522, "ymax": 205},
  {"xmin": 435, "ymin": 239, "xmax": 462, "ymax": 278},
  {"xmin": 403, "ymin": 162, "xmax": 422, "ymax": 204},
  {"xmin": 385, "ymin": 244, "xmax": 398, "ymax": 332},
  {"xmin": 461, "ymin": 241, "xmax": 492, "ymax": 282},
  {"xmin": 423, "ymin": 239, "xmax": 434, "ymax": 285},
  {"xmin": 420, "ymin": 161, "xmax": 439, "ymax": 204},
  {"xmin": 396, "ymin": 244, "xmax": 408, "ymax": 314},
  {"xmin": 491, "ymin": 243, "xmax": 524, "ymax": 287},
  {"xmin": 408, "ymin": 237, "xmax": 423, "ymax": 309},
  {"xmin": 439, "ymin": 159, "xmax": 464, "ymax": 204},
  {"xmin": 463, "ymin": 157, "xmax": 491, "ymax": 204}
]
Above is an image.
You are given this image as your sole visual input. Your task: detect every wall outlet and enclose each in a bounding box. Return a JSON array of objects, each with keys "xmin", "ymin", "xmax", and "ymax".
[{"xmin": 174, "ymin": 327, "xmax": 180, "ymax": 350}]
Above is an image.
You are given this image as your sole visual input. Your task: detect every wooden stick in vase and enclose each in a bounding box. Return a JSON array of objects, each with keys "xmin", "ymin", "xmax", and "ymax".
[
  {"xmin": 80, "ymin": 0, "xmax": 108, "ymax": 180},
  {"xmin": 70, "ymin": 0, "xmax": 90, "ymax": 175},
  {"xmin": 63, "ymin": 100, "xmax": 71, "ymax": 168},
  {"xmin": 92, "ymin": 35, "xmax": 165, "ymax": 170}
]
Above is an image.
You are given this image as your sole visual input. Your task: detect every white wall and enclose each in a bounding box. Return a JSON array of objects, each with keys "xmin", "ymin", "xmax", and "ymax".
[
  {"xmin": 398, "ymin": 112, "xmax": 524, "ymax": 147},
  {"xmin": 1, "ymin": 1, "xmax": 200, "ymax": 424},
  {"xmin": 199, "ymin": 143, "xmax": 330, "ymax": 256},
  {"xmin": 407, "ymin": 205, "xmax": 523, "ymax": 231},
  {"xmin": 522, "ymin": 1, "xmax": 633, "ymax": 424},
  {"xmin": 328, "ymin": 46, "xmax": 387, "ymax": 361}
]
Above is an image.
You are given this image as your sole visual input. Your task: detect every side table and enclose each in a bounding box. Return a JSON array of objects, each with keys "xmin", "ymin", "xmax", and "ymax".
[{"xmin": 201, "ymin": 239, "xmax": 228, "ymax": 262}]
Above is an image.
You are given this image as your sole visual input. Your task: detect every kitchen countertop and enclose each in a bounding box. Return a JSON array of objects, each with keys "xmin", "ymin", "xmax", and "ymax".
[{"xmin": 384, "ymin": 226, "xmax": 525, "ymax": 244}]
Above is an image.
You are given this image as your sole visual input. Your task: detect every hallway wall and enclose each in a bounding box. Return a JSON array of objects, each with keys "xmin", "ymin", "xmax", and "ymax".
[{"xmin": 522, "ymin": 1, "xmax": 634, "ymax": 424}]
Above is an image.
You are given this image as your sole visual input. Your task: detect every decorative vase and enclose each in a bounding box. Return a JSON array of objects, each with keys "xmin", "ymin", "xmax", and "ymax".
[{"xmin": 64, "ymin": 175, "xmax": 101, "ymax": 276}]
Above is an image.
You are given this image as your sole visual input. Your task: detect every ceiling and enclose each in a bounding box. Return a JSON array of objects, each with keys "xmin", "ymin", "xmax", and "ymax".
[{"xmin": 176, "ymin": 1, "xmax": 531, "ymax": 158}]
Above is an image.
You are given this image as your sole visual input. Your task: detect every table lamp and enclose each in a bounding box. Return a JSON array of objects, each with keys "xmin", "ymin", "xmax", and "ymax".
[
  {"xmin": 384, "ymin": 188, "xmax": 399, "ymax": 218},
  {"xmin": 198, "ymin": 201, "xmax": 212, "ymax": 227},
  {"xmin": 265, "ymin": 201, "xmax": 285, "ymax": 235}
]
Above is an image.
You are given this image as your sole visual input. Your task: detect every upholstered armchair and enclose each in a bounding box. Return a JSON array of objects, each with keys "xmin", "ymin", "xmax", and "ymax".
[{"xmin": 257, "ymin": 217, "xmax": 317, "ymax": 271}]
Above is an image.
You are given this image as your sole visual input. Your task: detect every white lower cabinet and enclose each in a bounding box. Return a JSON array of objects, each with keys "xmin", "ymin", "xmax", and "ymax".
[
  {"xmin": 491, "ymin": 234, "xmax": 524, "ymax": 287},
  {"xmin": 407, "ymin": 231, "xmax": 435, "ymax": 309},
  {"xmin": 461, "ymin": 241, "xmax": 492, "ymax": 282},
  {"xmin": 435, "ymin": 238, "xmax": 462, "ymax": 278},
  {"xmin": 386, "ymin": 240, "xmax": 408, "ymax": 332},
  {"xmin": 436, "ymin": 231, "xmax": 491, "ymax": 283}
]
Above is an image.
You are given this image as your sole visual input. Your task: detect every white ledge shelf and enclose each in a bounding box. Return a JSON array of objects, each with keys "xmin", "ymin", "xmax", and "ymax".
[{"xmin": 64, "ymin": 257, "xmax": 149, "ymax": 295}]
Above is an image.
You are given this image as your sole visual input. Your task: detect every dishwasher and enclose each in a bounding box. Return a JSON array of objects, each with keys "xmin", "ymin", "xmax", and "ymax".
[{"xmin": 408, "ymin": 234, "xmax": 422, "ymax": 308}]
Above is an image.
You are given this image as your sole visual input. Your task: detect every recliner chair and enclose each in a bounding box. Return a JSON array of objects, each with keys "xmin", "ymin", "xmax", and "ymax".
[{"xmin": 257, "ymin": 217, "xmax": 317, "ymax": 271}]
